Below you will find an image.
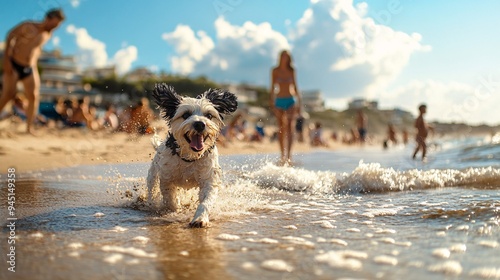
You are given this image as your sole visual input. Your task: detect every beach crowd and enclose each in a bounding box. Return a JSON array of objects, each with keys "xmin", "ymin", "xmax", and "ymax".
[{"xmin": 0, "ymin": 95, "xmax": 156, "ymax": 135}]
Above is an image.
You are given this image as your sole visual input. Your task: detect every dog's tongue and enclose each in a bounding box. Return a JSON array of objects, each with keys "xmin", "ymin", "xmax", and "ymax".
[{"xmin": 190, "ymin": 134, "xmax": 204, "ymax": 151}]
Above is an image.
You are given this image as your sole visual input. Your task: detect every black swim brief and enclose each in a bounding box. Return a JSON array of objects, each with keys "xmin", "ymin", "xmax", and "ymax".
[{"xmin": 10, "ymin": 58, "xmax": 33, "ymax": 80}]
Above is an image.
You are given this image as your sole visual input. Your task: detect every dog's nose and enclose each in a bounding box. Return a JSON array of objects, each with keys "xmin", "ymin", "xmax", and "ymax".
[{"xmin": 193, "ymin": 121, "xmax": 205, "ymax": 132}]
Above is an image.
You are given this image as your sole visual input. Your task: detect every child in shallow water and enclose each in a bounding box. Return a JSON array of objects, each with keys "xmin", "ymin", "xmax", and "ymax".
[{"xmin": 412, "ymin": 104, "xmax": 433, "ymax": 161}]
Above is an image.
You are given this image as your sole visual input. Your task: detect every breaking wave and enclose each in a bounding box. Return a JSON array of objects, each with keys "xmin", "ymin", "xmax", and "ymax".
[{"xmin": 248, "ymin": 161, "xmax": 500, "ymax": 194}]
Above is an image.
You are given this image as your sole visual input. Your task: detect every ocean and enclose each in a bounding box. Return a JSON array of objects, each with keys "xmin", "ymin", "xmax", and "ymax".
[{"xmin": 1, "ymin": 135, "xmax": 499, "ymax": 279}]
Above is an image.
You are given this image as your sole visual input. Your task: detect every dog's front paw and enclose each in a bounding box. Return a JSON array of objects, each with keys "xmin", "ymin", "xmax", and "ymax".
[
  {"xmin": 189, "ymin": 204, "xmax": 210, "ymax": 228},
  {"xmin": 189, "ymin": 218, "xmax": 210, "ymax": 228}
]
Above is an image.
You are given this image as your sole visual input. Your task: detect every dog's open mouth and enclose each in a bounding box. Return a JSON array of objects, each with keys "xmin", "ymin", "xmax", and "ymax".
[{"xmin": 184, "ymin": 133, "xmax": 208, "ymax": 152}]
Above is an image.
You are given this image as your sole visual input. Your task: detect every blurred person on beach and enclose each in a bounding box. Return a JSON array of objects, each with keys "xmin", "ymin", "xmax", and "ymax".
[
  {"xmin": 128, "ymin": 98, "xmax": 154, "ymax": 134},
  {"xmin": 10, "ymin": 95, "xmax": 47, "ymax": 125},
  {"xmin": 349, "ymin": 128, "xmax": 360, "ymax": 144},
  {"xmin": 412, "ymin": 104, "xmax": 434, "ymax": 161},
  {"xmin": 270, "ymin": 50, "xmax": 302, "ymax": 164},
  {"xmin": 295, "ymin": 114, "xmax": 305, "ymax": 143},
  {"xmin": 249, "ymin": 121, "xmax": 265, "ymax": 142},
  {"xmin": 388, "ymin": 123, "xmax": 398, "ymax": 144},
  {"xmin": 356, "ymin": 109, "xmax": 367, "ymax": 144},
  {"xmin": 101, "ymin": 103, "xmax": 119, "ymax": 131},
  {"xmin": 228, "ymin": 112, "xmax": 247, "ymax": 141},
  {"xmin": 88, "ymin": 104, "xmax": 100, "ymax": 130},
  {"xmin": 11, "ymin": 96, "xmax": 27, "ymax": 121},
  {"xmin": 383, "ymin": 123, "xmax": 398, "ymax": 149},
  {"xmin": 0, "ymin": 9, "xmax": 65, "ymax": 134},
  {"xmin": 331, "ymin": 131, "xmax": 338, "ymax": 142},
  {"xmin": 117, "ymin": 105, "xmax": 132, "ymax": 132},
  {"xmin": 310, "ymin": 121, "xmax": 329, "ymax": 147},
  {"xmin": 270, "ymin": 130, "xmax": 278, "ymax": 142},
  {"xmin": 66, "ymin": 96, "xmax": 93, "ymax": 129},
  {"xmin": 38, "ymin": 97, "xmax": 66, "ymax": 126},
  {"xmin": 62, "ymin": 98, "xmax": 73, "ymax": 121},
  {"xmin": 402, "ymin": 128, "xmax": 409, "ymax": 145}
]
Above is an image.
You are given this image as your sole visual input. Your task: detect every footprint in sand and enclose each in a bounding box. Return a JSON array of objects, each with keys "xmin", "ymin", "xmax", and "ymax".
[{"xmin": 48, "ymin": 147, "xmax": 64, "ymax": 152}]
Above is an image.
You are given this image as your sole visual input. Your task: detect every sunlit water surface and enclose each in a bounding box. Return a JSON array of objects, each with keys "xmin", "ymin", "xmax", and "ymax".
[{"xmin": 1, "ymin": 136, "xmax": 499, "ymax": 279}]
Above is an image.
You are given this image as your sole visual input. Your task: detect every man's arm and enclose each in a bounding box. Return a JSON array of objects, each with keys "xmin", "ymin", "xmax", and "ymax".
[{"xmin": 3, "ymin": 22, "xmax": 31, "ymax": 75}]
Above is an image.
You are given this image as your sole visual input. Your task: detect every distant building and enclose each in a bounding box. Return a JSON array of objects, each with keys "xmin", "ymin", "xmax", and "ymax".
[
  {"xmin": 83, "ymin": 65, "xmax": 116, "ymax": 80},
  {"xmin": 38, "ymin": 49, "xmax": 87, "ymax": 100},
  {"xmin": 302, "ymin": 90, "xmax": 325, "ymax": 112},
  {"xmin": 226, "ymin": 84, "xmax": 257, "ymax": 104},
  {"xmin": 125, "ymin": 67, "xmax": 157, "ymax": 83},
  {"xmin": 246, "ymin": 106, "xmax": 268, "ymax": 120},
  {"xmin": 380, "ymin": 108, "xmax": 414, "ymax": 125},
  {"xmin": 38, "ymin": 50, "xmax": 104, "ymax": 103},
  {"xmin": 348, "ymin": 98, "xmax": 378, "ymax": 110}
]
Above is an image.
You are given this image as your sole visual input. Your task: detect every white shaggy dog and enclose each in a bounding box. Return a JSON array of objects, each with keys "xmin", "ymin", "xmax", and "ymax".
[{"xmin": 147, "ymin": 83, "xmax": 238, "ymax": 228}]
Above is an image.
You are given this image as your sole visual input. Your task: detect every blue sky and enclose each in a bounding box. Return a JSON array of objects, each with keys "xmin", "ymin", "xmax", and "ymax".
[{"xmin": 2, "ymin": 0, "xmax": 500, "ymax": 125}]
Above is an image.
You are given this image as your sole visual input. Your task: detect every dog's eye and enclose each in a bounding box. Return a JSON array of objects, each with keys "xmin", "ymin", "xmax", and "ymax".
[
  {"xmin": 205, "ymin": 113, "xmax": 213, "ymax": 120},
  {"xmin": 182, "ymin": 112, "xmax": 192, "ymax": 119}
]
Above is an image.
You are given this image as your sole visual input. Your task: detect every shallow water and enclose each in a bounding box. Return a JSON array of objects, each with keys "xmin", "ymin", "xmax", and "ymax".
[{"xmin": 1, "ymin": 136, "xmax": 499, "ymax": 279}]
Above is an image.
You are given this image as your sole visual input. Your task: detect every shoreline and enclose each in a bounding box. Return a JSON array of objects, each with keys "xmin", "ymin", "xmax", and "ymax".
[{"xmin": 0, "ymin": 122, "xmax": 350, "ymax": 173}]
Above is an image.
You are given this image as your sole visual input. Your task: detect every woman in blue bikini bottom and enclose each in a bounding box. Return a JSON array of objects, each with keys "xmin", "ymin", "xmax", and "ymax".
[{"xmin": 274, "ymin": 96, "xmax": 296, "ymax": 110}]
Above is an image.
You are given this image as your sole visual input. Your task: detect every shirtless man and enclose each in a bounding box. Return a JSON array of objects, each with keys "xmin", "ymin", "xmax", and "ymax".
[
  {"xmin": 412, "ymin": 104, "xmax": 433, "ymax": 161},
  {"xmin": 0, "ymin": 9, "xmax": 65, "ymax": 134}
]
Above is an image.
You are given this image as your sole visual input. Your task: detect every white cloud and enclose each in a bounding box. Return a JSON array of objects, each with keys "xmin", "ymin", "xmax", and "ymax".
[
  {"xmin": 66, "ymin": 24, "xmax": 108, "ymax": 68},
  {"xmin": 163, "ymin": 0, "xmax": 428, "ymax": 99},
  {"xmin": 66, "ymin": 25, "xmax": 138, "ymax": 75},
  {"xmin": 384, "ymin": 79, "xmax": 500, "ymax": 125},
  {"xmin": 162, "ymin": 24, "xmax": 214, "ymax": 74},
  {"xmin": 52, "ymin": 36, "xmax": 60, "ymax": 47},
  {"xmin": 70, "ymin": 0, "xmax": 81, "ymax": 8},
  {"xmin": 112, "ymin": 45, "xmax": 138, "ymax": 75},
  {"xmin": 162, "ymin": 18, "xmax": 289, "ymax": 84},
  {"xmin": 291, "ymin": 0, "xmax": 430, "ymax": 99}
]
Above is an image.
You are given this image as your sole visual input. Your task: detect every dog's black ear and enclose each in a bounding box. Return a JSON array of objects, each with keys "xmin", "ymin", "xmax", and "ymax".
[
  {"xmin": 152, "ymin": 83, "xmax": 182, "ymax": 121},
  {"xmin": 202, "ymin": 88, "xmax": 238, "ymax": 117}
]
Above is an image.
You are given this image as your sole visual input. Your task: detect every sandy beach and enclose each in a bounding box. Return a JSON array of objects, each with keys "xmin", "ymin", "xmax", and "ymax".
[{"xmin": 0, "ymin": 120, "xmax": 346, "ymax": 173}]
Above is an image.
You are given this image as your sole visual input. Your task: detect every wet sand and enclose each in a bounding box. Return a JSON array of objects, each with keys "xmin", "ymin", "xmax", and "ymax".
[{"xmin": 1, "ymin": 150, "xmax": 499, "ymax": 280}]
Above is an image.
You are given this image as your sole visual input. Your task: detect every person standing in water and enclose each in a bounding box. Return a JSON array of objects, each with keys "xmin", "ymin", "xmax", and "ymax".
[
  {"xmin": 412, "ymin": 104, "xmax": 433, "ymax": 161},
  {"xmin": 0, "ymin": 9, "xmax": 65, "ymax": 134},
  {"xmin": 356, "ymin": 109, "xmax": 367, "ymax": 144},
  {"xmin": 270, "ymin": 50, "xmax": 302, "ymax": 165}
]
